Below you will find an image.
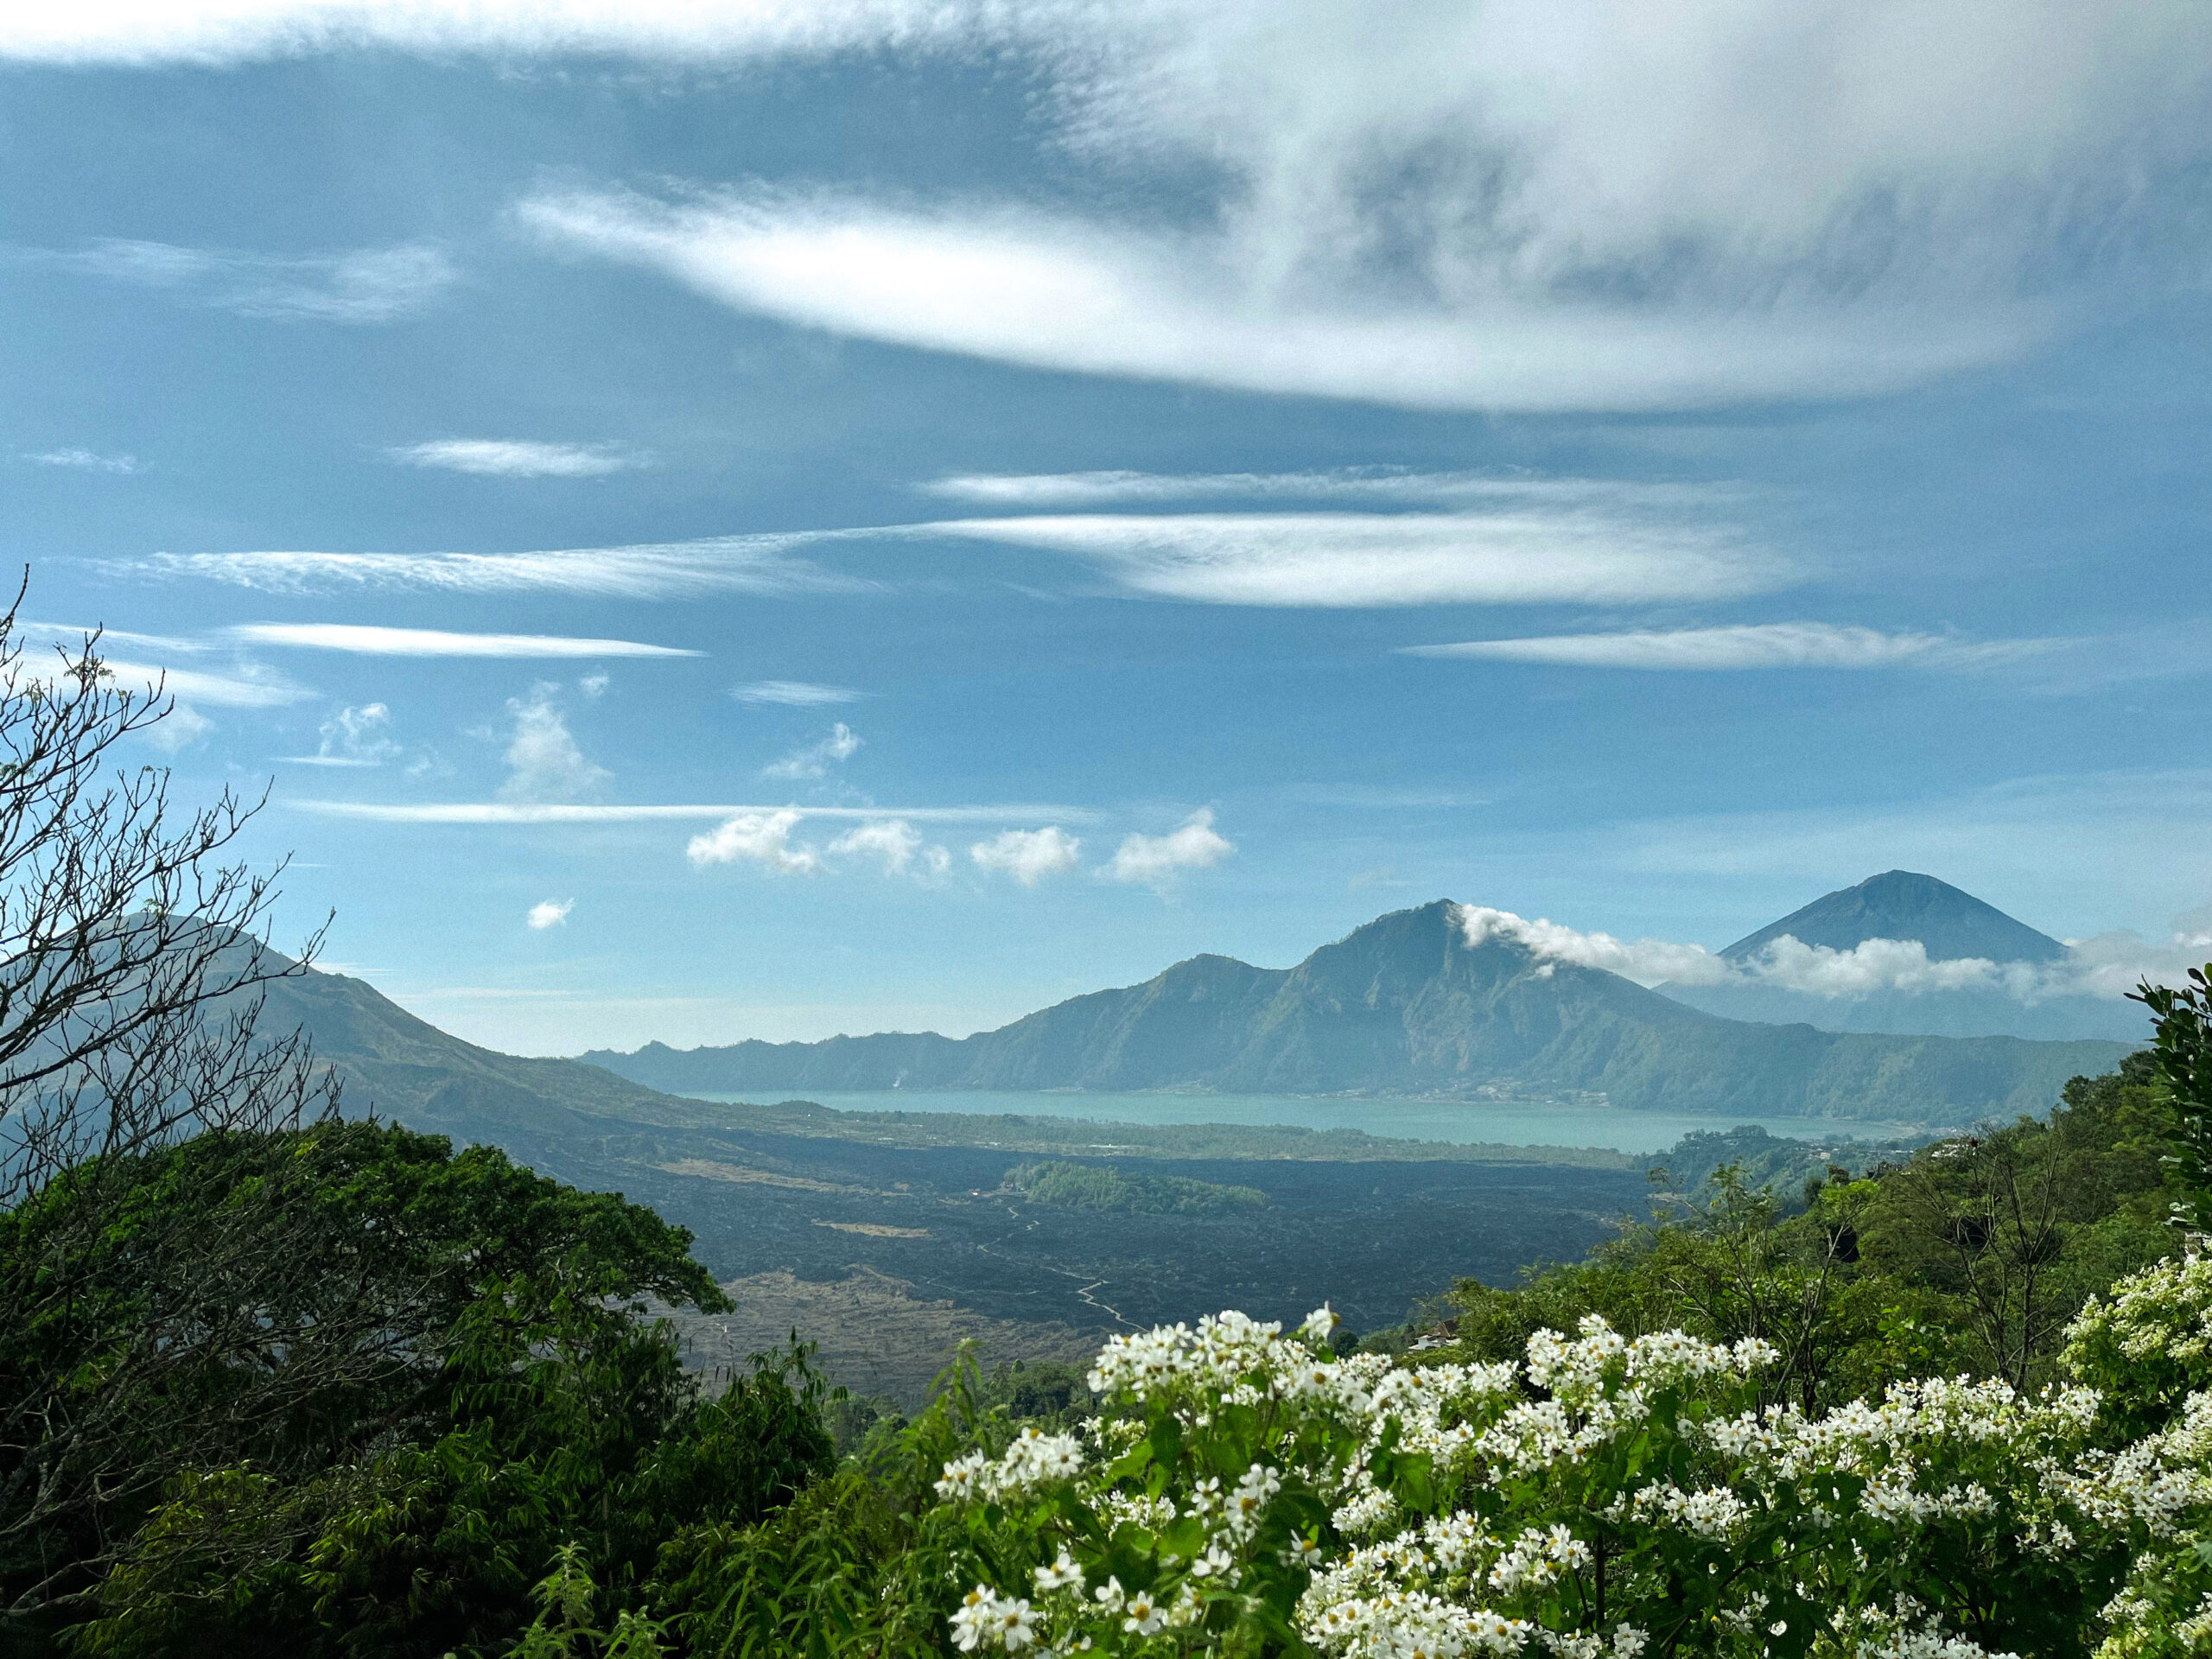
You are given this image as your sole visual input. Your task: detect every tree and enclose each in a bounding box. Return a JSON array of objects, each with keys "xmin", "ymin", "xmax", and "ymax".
[
  {"xmin": 2133, "ymin": 963, "xmax": 2212, "ymax": 1233},
  {"xmin": 0, "ymin": 595, "xmax": 340, "ymax": 1627}
]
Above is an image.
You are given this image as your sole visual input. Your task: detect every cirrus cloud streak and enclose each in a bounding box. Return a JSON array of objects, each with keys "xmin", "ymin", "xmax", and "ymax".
[
  {"xmin": 231, "ymin": 623, "xmax": 700, "ymax": 658},
  {"xmin": 1403, "ymin": 623, "xmax": 2059, "ymax": 671}
]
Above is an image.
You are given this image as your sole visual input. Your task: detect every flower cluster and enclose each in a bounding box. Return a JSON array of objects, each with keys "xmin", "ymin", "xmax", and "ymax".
[
  {"xmin": 936, "ymin": 1426, "xmax": 1087, "ymax": 1503},
  {"xmin": 924, "ymin": 1273, "xmax": 2212, "ymax": 1657}
]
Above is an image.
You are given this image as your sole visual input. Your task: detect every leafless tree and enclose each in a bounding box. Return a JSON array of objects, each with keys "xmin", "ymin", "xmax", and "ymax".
[{"xmin": 0, "ymin": 588, "xmax": 343, "ymax": 1620}]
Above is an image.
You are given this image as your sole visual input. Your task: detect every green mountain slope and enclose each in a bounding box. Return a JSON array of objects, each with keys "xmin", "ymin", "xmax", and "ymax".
[{"xmin": 585, "ymin": 900, "xmax": 2131, "ymax": 1122}]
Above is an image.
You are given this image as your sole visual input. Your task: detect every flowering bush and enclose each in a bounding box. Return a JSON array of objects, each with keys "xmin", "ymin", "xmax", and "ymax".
[{"xmin": 918, "ymin": 1274, "xmax": 2212, "ymax": 1659}]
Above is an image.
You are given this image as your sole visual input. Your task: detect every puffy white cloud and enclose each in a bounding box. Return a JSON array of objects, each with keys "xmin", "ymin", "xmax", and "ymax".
[
  {"xmin": 761, "ymin": 721, "xmax": 861, "ymax": 781},
  {"xmin": 1099, "ymin": 809, "xmax": 1236, "ymax": 889},
  {"xmin": 933, "ymin": 501, "xmax": 1776, "ymax": 607},
  {"xmin": 232, "ymin": 622, "xmax": 697, "ymax": 658},
  {"xmin": 389, "ymin": 439, "xmax": 644, "ymax": 477},
  {"xmin": 970, "ymin": 826, "xmax": 1083, "ymax": 887},
  {"xmin": 498, "ymin": 683, "xmax": 609, "ymax": 804},
  {"xmin": 731, "ymin": 679, "xmax": 863, "ymax": 706},
  {"xmin": 686, "ymin": 808, "xmax": 823, "ymax": 874},
  {"xmin": 527, "ymin": 898, "xmax": 575, "ymax": 930},
  {"xmin": 1459, "ymin": 904, "xmax": 1734, "ymax": 987},
  {"xmin": 828, "ymin": 817, "xmax": 950, "ymax": 880},
  {"xmin": 283, "ymin": 702, "xmax": 402, "ymax": 768},
  {"xmin": 1402, "ymin": 623, "xmax": 2057, "ymax": 671},
  {"xmin": 122, "ymin": 534, "xmax": 876, "ymax": 600},
  {"xmin": 20, "ymin": 238, "xmax": 455, "ymax": 322}
]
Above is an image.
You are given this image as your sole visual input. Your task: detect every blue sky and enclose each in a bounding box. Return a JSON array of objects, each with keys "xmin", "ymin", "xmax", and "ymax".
[{"xmin": 4, "ymin": 4, "xmax": 2210, "ymax": 1054}]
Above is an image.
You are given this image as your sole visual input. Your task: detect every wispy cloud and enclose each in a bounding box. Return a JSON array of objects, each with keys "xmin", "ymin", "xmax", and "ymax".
[
  {"xmin": 93, "ymin": 659, "xmax": 309, "ymax": 709},
  {"xmin": 933, "ymin": 504, "xmax": 1780, "ymax": 607},
  {"xmin": 923, "ymin": 470, "xmax": 1742, "ymax": 509},
  {"xmin": 120, "ymin": 534, "xmax": 877, "ymax": 600},
  {"xmin": 0, "ymin": 2, "xmax": 992, "ymax": 65},
  {"xmin": 732, "ymin": 679, "xmax": 863, "ymax": 706},
  {"xmin": 389, "ymin": 439, "xmax": 645, "ymax": 478},
  {"xmin": 1401, "ymin": 623, "xmax": 2058, "ymax": 672},
  {"xmin": 16, "ymin": 238, "xmax": 456, "ymax": 323},
  {"xmin": 22, "ymin": 447, "xmax": 136, "ymax": 473},
  {"xmin": 281, "ymin": 702, "xmax": 402, "ymax": 768},
  {"xmin": 527, "ymin": 898, "xmax": 575, "ymax": 930},
  {"xmin": 232, "ymin": 622, "xmax": 700, "ymax": 658},
  {"xmin": 17, "ymin": 4, "xmax": 2208, "ymax": 409},
  {"xmin": 284, "ymin": 801, "xmax": 1096, "ymax": 824},
  {"xmin": 1098, "ymin": 808, "xmax": 1235, "ymax": 890},
  {"xmin": 969, "ymin": 825, "xmax": 1083, "ymax": 886},
  {"xmin": 499, "ymin": 683, "xmax": 608, "ymax": 803},
  {"xmin": 761, "ymin": 721, "xmax": 861, "ymax": 781},
  {"xmin": 522, "ymin": 186, "xmax": 2044, "ymax": 413}
]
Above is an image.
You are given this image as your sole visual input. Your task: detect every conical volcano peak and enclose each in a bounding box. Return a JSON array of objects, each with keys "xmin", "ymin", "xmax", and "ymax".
[{"xmin": 1722, "ymin": 870, "xmax": 2066, "ymax": 965}]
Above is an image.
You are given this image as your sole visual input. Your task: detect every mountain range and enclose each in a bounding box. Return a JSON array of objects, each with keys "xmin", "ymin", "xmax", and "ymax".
[{"xmin": 585, "ymin": 892, "xmax": 2132, "ymax": 1122}]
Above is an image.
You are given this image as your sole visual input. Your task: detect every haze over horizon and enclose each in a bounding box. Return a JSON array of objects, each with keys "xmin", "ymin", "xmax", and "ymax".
[{"xmin": 5, "ymin": 4, "xmax": 2211, "ymax": 1055}]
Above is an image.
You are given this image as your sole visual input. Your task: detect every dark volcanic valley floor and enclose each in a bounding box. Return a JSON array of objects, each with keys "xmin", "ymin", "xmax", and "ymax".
[{"xmin": 504, "ymin": 1115, "xmax": 1649, "ymax": 1357}]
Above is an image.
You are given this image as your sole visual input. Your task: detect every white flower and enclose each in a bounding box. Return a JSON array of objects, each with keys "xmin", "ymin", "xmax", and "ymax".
[
  {"xmin": 1035, "ymin": 1551, "xmax": 1084, "ymax": 1592},
  {"xmin": 1122, "ymin": 1590, "xmax": 1166, "ymax": 1636}
]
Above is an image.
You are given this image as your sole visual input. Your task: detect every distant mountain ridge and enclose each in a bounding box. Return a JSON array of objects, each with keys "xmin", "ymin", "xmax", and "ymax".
[
  {"xmin": 585, "ymin": 899, "xmax": 2130, "ymax": 1122},
  {"xmin": 1662, "ymin": 870, "xmax": 2139, "ymax": 1041},
  {"xmin": 1721, "ymin": 871, "xmax": 2068, "ymax": 964}
]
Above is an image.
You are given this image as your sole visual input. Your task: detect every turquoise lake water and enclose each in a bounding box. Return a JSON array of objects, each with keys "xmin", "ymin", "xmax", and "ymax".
[{"xmin": 685, "ymin": 1088, "xmax": 1942, "ymax": 1155}]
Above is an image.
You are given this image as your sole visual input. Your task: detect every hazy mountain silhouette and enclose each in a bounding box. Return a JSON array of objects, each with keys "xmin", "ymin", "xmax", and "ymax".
[
  {"xmin": 588, "ymin": 899, "xmax": 2129, "ymax": 1122},
  {"xmin": 1660, "ymin": 871, "xmax": 2140, "ymax": 1040},
  {"xmin": 1721, "ymin": 871, "xmax": 2067, "ymax": 964}
]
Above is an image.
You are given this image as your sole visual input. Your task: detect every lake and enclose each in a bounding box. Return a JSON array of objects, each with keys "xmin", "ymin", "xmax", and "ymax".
[{"xmin": 683, "ymin": 1088, "xmax": 1943, "ymax": 1155}]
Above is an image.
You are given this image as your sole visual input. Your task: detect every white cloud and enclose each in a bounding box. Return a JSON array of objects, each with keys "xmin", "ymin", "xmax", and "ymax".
[
  {"xmin": 232, "ymin": 622, "xmax": 699, "ymax": 658},
  {"xmin": 389, "ymin": 439, "xmax": 644, "ymax": 478},
  {"xmin": 1402, "ymin": 623, "xmax": 2058, "ymax": 671},
  {"xmin": 527, "ymin": 898, "xmax": 575, "ymax": 930},
  {"xmin": 498, "ymin": 683, "xmax": 609, "ymax": 803},
  {"xmin": 93, "ymin": 658, "xmax": 310, "ymax": 709},
  {"xmin": 922, "ymin": 470, "xmax": 1731, "ymax": 509},
  {"xmin": 20, "ymin": 4, "xmax": 2209, "ymax": 409},
  {"xmin": 761, "ymin": 721, "xmax": 861, "ymax": 781},
  {"xmin": 732, "ymin": 679, "xmax": 863, "ymax": 706},
  {"xmin": 828, "ymin": 817, "xmax": 950, "ymax": 880},
  {"xmin": 284, "ymin": 800, "xmax": 1095, "ymax": 823},
  {"xmin": 142, "ymin": 701, "xmax": 213, "ymax": 753},
  {"xmin": 933, "ymin": 504, "xmax": 1777, "ymax": 607},
  {"xmin": 522, "ymin": 185, "xmax": 2044, "ymax": 413},
  {"xmin": 686, "ymin": 809, "xmax": 823, "ymax": 874},
  {"xmin": 22, "ymin": 448, "xmax": 136, "ymax": 473},
  {"xmin": 0, "ymin": 1, "xmax": 987, "ymax": 64},
  {"xmin": 1459, "ymin": 903, "xmax": 1732, "ymax": 986},
  {"xmin": 22, "ymin": 238, "xmax": 456, "ymax": 322},
  {"xmin": 969, "ymin": 825, "xmax": 1083, "ymax": 886},
  {"xmin": 1453, "ymin": 899, "xmax": 2212, "ymax": 1005},
  {"xmin": 579, "ymin": 673, "xmax": 609, "ymax": 698},
  {"xmin": 1099, "ymin": 809, "xmax": 1235, "ymax": 889},
  {"xmin": 122, "ymin": 534, "xmax": 874, "ymax": 600},
  {"xmin": 283, "ymin": 702, "xmax": 403, "ymax": 768}
]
